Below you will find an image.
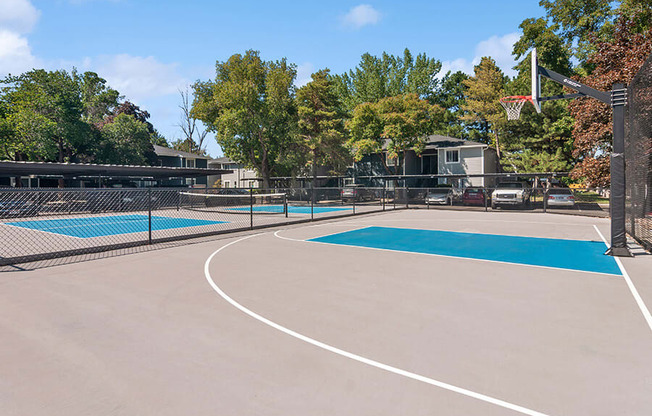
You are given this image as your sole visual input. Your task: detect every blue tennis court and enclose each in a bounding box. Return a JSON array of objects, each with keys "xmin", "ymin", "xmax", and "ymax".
[
  {"xmin": 228, "ymin": 205, "xmax": 350, "ymax": 214},
  {"xmin": 6, "ymin": 215, "xmax": 227, "ymax": 238},
  {"xmin": 309, "ymin": 226, "xmax": 622, "ymax": 275}
]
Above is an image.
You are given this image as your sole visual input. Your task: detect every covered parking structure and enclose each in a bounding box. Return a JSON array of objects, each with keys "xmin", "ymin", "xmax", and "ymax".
[{"xmin": 0, "ymin": 160, "xmax": 231, "ymax": 188}]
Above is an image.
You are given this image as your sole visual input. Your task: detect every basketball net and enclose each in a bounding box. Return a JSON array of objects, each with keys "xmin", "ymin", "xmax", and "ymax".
[{"xmin": 500, "ymin": 96, "xmax": 533, "ymax": 121}]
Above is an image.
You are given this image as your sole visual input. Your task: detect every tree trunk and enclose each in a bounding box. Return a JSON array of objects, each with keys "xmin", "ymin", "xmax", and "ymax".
[{"xmin": 494, "ymin": 131, "xmax": 501, "ymax": 159}]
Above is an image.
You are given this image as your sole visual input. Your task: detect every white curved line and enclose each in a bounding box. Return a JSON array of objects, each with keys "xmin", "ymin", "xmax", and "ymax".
[{"xmin": 204, "ymin": 234, "xmax": 552, "ymax": 416}]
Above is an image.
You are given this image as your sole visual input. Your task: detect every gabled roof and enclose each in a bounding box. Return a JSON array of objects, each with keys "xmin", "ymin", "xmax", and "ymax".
[
  {"xmin": 381, "ymin": 135, "xmax": 487, "ymax": 150},
  {"xmin": 423, "ymin": 135, "xmax": 488, "ymax": 149},
  {"xmin": 153, "ymin": 145, "xmax": 211, "ymax": 159}
]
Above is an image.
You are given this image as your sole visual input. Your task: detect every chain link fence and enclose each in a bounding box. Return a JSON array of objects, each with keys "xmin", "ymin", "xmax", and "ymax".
[
  {"xmin": 625, "ymin": 52, "xmax": 652, "ymax": 251},
  {"xmin": 0, "ymin": 186, "xmax": 401, "ymax": 269}
]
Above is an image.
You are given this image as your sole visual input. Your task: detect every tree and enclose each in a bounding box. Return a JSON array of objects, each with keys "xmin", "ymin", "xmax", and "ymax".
[
  {"xmin": 192, "ymin": 50, "xmax": 297, "ymax": 188},
  {"xmin": 332, "ymin": 49, "xmax": 441, "ymax": 111},
  {"xmin": 176, "ymin": 87, "xmax": 208, "ymax": 155},
  {"xmin": 296, "ymin": 69, "xmax": 350, "ymax": 180},
  {"xmin": 461, "ymin": 57, "xmax": 508, "ymax": 158},
  {"xmin": 0, "ymin": 69, "xmax": 88, "ymax": 163},
  {"xmin": 97, "ymin": 114, "xmax": 156, "ymax": 165},
  {"xmin": 347, "ymin": 94, "xmax": 443, "ymax": 174},
  {"xmin": 569, "ymin": 15, "xmax": 652, "ymax": 186},
  {"xmin": 77, "ymin": 71, "xmax": 120, "ymax": 124},
  {"xmin": 502, "ymin": 148, "xmax": 571, "ymax": 173}
]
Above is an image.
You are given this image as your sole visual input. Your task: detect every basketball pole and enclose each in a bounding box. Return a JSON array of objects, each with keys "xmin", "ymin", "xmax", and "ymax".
[{"xmin": 531, "ymin": 56, "xmax": 632, "ymax": 256}]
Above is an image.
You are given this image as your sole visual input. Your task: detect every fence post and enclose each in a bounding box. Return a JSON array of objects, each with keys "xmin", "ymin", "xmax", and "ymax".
[
  {"xmin": 250, "ymin": 186, "xmax": 254, "ymax": 230},
  {"xmin": 148, "ymin": 188, "xmax": 152, "ymax": 245},
  {"xmin": 405, "ymin": 187, "xmax": 409, "ymax": 209},
  {"xmin": 484, "ymin": 188, "xmax": 488, "ymax": 212},
  {"xmin": 177, "ymin": 189, "xmax": 180, "ymax": 211},
  {"xmin": 284, "ymin": 193, "xmax": 288, "ymax": 218},
  {"xmin": 543, "ymin": 189, "xmax": 547, "ymax": 213},
  {"xmin": 310, "ymin": 182, "xmax": 314, "ymax": 221},
  {"xmin": 353, "ymin": 190, "xmax": 356, "ymax": 215}
]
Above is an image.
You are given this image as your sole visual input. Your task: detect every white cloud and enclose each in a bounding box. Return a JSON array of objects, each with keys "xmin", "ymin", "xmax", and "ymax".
[
  {"xmin": 295, "ymin": 62, "xmax": 314, "ymax": 87},
  {"xmin": 342, "ymin": 4, "xmax": 381, "ymax": 29},
  {"xmin": 0, "ymin": 0, "xmax": 40, "ymax": 34},
  {"xmin": 0, "ymin": 29, "xmax": 40, "ymax": 77},
  {"xmin": 90, "ymin": 54, "xmax": 188, "ymax": 103},
  {"xmin": 439, "ymin": 32, "xmax": 520, "ymax": 79}
]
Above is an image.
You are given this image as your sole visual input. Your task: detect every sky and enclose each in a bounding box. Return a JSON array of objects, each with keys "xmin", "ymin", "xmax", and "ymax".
[{"xmin": 0, "ymin": 0, "xmax": 545, "ymax": 158}]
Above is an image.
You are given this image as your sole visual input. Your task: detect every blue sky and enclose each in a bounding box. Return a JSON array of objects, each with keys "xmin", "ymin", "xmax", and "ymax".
[{"xmin": 1, "ymin": 0, "xmax": 544, "ymax": 157}]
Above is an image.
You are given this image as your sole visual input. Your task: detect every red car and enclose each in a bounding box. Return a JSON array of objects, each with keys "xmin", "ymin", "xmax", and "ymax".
[{"xmin": 462, "ymin": 187, "xmax": 487, "ymax": 206}]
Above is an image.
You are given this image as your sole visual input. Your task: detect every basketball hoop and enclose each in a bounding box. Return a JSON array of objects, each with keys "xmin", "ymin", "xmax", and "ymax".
[{"xmin": 500, "ymin": 96, "xmax": 533, "ymax": 120}]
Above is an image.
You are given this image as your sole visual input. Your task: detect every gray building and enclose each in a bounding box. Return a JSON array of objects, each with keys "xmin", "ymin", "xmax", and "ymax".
[
  {"xmin": 352, "ymin": 135, "xmax": 498, "ymax": 188},
  {"xmin": 207, "ymin": 157, "xmax": 260, "ymax": 189},
  {"xmin": 153, "ymin": 145, "xmax": 211, "ymax": 187}
]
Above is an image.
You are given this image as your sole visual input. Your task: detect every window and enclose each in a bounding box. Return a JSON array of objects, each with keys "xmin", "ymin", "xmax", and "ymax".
[
  {"xmin": 223, "ymin": 180, "xmax": 230, "ymax": 188},
  {"xmin": 186, "ymin": 159, "xmax": 195, "ymax": 168},
  {"xmin": 445, "ymin": 149, "xmax": 460, "ymax": 163}
]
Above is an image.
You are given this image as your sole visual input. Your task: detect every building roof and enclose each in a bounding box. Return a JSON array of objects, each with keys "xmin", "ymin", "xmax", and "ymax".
[
  {"xmin": 0, "ymin": 161, "xmax": 231, "ymax": 178},
  {"xmin": 423, "ymin": 135, "xmax": 488, "ymax": 149},
  {"xmin": 153, "ymin": 145, "xmax": 211, "ymax": 159},
  {"xmin": 381, "ymin": 135, "xmax": 488, "ymax": 151},
  {"xmin": 210, "ymin": 157, "xmax": 233, "ymax": 164}
]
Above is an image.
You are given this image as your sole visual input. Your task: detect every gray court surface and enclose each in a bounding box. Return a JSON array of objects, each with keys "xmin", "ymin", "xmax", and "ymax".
[{"xmin": 1, "ymin": 209, "xmax": 651, "ymax": 416}]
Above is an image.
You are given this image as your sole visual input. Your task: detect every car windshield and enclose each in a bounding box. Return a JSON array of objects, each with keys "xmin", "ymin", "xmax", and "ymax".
[
  {"xmin": 550, "ymin": 188, "xmax": 572, "ymax": 195},
  {"xmin": 465, "ymin": 189, "xmax": 482, "ymax": 194},
  {"xmin": 429, "ymin": 189, "xmax": 450, "ymax": 195},
  {"xmin": 498, "ymin": 183, "xmax": 525, "ymax": 189}
]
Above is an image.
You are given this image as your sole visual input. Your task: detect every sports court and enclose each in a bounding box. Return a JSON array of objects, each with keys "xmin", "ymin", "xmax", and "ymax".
[{"xmin": 1, "ymin": 209, "xmax": 651, "ymax": 416}]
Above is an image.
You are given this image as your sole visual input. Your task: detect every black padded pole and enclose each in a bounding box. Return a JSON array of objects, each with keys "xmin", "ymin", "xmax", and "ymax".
[{"xmin": 606, "ymin": 84, "xmax": 632, "ymax": 256}]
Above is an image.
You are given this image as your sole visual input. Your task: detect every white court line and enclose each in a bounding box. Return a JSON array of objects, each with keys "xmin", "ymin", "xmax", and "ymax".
[
  {"xmin": 204, "ymin": 233, "xmax": 553, "ymax": 416},
  {"xmin": 2, "ymin": 223, "xmax": 85, "ymax": 239},
  {"xmin": 593, "ymin": 225, "xmax": 652, "ymax": 333},
  {"xmin": 274, "ymin": 229, "xmax": 621, "ymax": 278}
]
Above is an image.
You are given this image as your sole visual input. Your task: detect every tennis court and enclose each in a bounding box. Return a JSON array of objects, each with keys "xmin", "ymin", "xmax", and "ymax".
[
  {"xmin": 6, "ymin": 214, "xmax": 227, "ymax": 238},
  {"xmin": 1, "ymin": 209, "xmax": 651, "ymax": 416}
]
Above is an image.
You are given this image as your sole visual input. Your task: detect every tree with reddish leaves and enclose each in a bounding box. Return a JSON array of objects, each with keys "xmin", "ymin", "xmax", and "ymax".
[{"xmin": 569, "ymin": 15, "xmax": 652, "ymax": 187}]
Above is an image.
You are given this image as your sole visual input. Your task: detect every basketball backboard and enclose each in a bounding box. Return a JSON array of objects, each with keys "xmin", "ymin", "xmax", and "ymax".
[{"xmin": 531, "ymin": 48, "xmax": 541, "ymax": 113}]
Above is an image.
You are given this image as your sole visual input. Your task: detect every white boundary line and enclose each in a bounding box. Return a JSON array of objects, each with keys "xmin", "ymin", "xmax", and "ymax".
[
  {"xmin": 274, "ymin": 229, "xmax": 621, "ymax": 278},
  {"xmin": 204, "ymin": 234, "xmax": 552, "ymax": 416},
  {"xmin": 592, "ymin": 225, "xmax": 652, "ymax": 332}
]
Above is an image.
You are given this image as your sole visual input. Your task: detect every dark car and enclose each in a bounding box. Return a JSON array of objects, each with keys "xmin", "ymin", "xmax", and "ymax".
[
  {"xmin": 341, "ymin": 185, "xmax": 374, "ymax": 202},
  {"xmin": 462, "ymin": 187, "xmax": 487, "ymax": 206}
]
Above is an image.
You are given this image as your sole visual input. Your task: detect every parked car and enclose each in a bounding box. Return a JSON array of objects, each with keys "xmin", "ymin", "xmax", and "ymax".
[
  {"xmin": 341, "ymin": 185, "xmax": 374, "ymax": 202},
  {"xmin": 462, "ymin": 187, "xmax": 488, "ymax": 206},
  {"xmin": 491, "ymin": 182, "xmax": 532, "ymax": 209},
  {"xmin": 425, "ymin": 187, "xmax": 461, "ymax": 205},
  {"xmin": 546, "ymin": 188, "xmax": 575, "ymax": 208}
]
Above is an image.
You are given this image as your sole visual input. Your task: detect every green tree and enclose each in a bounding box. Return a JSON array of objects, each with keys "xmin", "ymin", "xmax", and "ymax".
[
  {"xmin": 97, "ymin": 114, "xmax": 156, "ymax": 165},
  {"xmin": 0, "ymin": 69, "xmax": 88, "ymax": 163},
  {"xmin": 332, "ymin": 49, "xmax": 441, "ymax": 111},
  {"xmin": 461, "ymin": 57, "xmax": 508, "ymax": 158},
  {"xmin": 502, "ymin": 148, "xmax": 571, "ymax": 173},
  {"xmin": 296, "ymin": 69, "xmax": 350, "ymax": 180},
  {"xmin": 191, "ymin": 50, "xmax": 297, "ymax": 188},
  {"xmin": 347, "ymin": 94, "xmax": 443, "ymax": 174}
]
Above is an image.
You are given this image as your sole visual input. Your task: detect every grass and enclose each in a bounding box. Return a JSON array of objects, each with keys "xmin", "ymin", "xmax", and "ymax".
[{"xmin": 573, "ymin": 191, "xmax": 610, "ymax": 204}]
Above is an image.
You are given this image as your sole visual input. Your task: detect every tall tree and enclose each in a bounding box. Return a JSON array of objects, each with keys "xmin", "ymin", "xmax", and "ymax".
[
  {"xmin": 347, "ymin": 94, "xmax": 443, "ymax": 174},
  {"xmin": 0, "ymin": 69, "xmax": 88, "ymax": 163},
  {"xmin": 461, "ymin": 57, "xmax": 507, "ymax": 158},
  {"xmin": 97, "ymin": 114, "xmax": 156, "ymax": 165},
  {"xmin": 332, "ymin": 49, "xmax": 441, "ymax": 111},
  {"xmin": 192, "ymin": 50, "xmax": 297, "ymax": 188},
  {"xmin": 569, "ymin": 15, "xmax": 652, "ymax": 186},
  {"xmin": 175, "ymin": 87, "xmax": 208, "ymax": 155},
  {"xmin": 296, "ymin": 69, "xmax": 350, "ymax": 180}
]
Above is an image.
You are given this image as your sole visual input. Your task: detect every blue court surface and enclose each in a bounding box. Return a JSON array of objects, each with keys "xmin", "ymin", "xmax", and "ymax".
[
  {"xmin": 309, "ymin": 226, "xmax": 621, "ymax": 275},
  {"xmin": 7, "ymin": 215, "xmax": 227, "ymax": 238},
  {"xmin": 228, "ymin": 205, "xmax": 350, "ymax": 214}
]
